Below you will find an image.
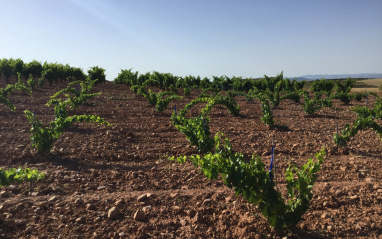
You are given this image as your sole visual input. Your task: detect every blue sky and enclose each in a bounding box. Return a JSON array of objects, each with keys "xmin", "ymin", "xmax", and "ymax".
[{"xmin": 1, "ymin": 0, "xmax": 381, "ymax": 81}]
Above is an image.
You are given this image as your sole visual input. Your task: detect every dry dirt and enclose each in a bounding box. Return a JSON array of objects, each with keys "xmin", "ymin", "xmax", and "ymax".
[
  {"xmin": 352, "ymin": 78, "xmax": 382, "ymax": 92},
  {"xmin": 0, "ymin": 77, "xmax": 382, "ymax": 239}
]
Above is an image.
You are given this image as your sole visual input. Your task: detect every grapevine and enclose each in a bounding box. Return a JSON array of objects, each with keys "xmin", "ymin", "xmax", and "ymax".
[
  {"xmin": 25, "ymin": 110, "xmax": 111, "ymax": 154},
  {"xmin": 171, "ymin": 132, "xmax": 326, "ymax": 229},
  {"xmin": 0, "ymin": 73, "xmax": 31, "ymax": 111},
  {"xmin": 334, "ymin": 98, "xmax": 382, "ymax": 146},
  {"xmin": 0, "ymin": 167, "xmax": 45, "ymax": 189},
  {"xmin": 134, "ymin": 86, "xmax": 183, "ymax": 112}
]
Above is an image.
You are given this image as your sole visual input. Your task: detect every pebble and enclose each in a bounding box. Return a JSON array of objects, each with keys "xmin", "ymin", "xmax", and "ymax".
[
  {"xmin": 160, "ymin": 207, "xmax": 167, "ymax": 215},
  {"xmin": 0, "ymin": 191, "xmax": 9, "ymax": 198},
  {"xmin": 202, "ymin": 199, "xmax": 211, "ymax": 205},
  {"xmin": 74, "ymin": 198, "xmax": 84, "ymax": 205},
  {"xmin": 48, "ymin": 196, "xmax": 57, "ymax": 202},
  {"xmin": 146, "ymin": 193, "xmax": 153, "ymax": 198},
  {"xmin": 107, "ymin": 130, "xmax": 119, "ymax": 136},
  {"xmin": 142, "ymin": 206, "xmax": 151, "ymax": 213},
  {"xmin": 115, "ymin": 199, "xmax": 124, "ymax": 208},
  {"xmin": 170, "ymin": 193, "xmax": 179, "ymax": 198},
  {"xmin": 357, "ymin": 172, "xmax": 365, "ymax": 178},
  {"xmin": 371, "ymin": 223, "xmax": 376, "ymax": 229},
  {"xmin": 15, "ymin": 219, "xmax": 27, "ymax": 226},
  {"xmin": 193, "ymin": 212, "xmax": 203, "ymax": 223},
  {"xmin": 355, "ymin": 223, "xmax": 362, "ymax": 230},
  {"xmin": 86, "ymin": 204, "xmax": 96, "ymax": 210},
  {"xmin": 321, "ymin": 213, "xmax": 330, "ymax": 219},
  {"xmin": 133, "ymin": 210, "xmax": 145, "ymax": 221},
  {"xmin": 335, "ymin": 189, "xmax": 343, "ymax": 197},
  {"xmin": 30, "ymin": 192, "xmax": 39, "ymax": 196},
  {"xmin": 108, "ymin": 207, "xmax": 119, "ymax": 219},
  {"xmin": 323, "ymin": 182, "xmax": 331, "ymax": 189},
  {"xmin": 373, "ymin": 184, "xmax": 380, "ymax": 190},
  {"xmin": 93, "ymin": 232, "xmax": 100, "ymax": 239},
  {"xmin": 25, "ymin": 225, "xmax": 34, "ymax": 234},
  {"xmin": 38, "ymin": 201, "xmax": 47, "ymax": 208},
  {"xmin": 75, "ymin": 217, "xmax": 85, "ymax": 223},
  {"xmin": 137, "ymin": 194, "xmax": 147, "ymax": 202},
  {"xmin": 172, "ymin": 206, "xmax": 181, "ymax": 211},
  {"xmin": 180, "ymin": 219, "xmax": 188, "ymax": 226},
  {"xmin": 299, "ymin": 222, "xmax": 307, "ymax": 230}
]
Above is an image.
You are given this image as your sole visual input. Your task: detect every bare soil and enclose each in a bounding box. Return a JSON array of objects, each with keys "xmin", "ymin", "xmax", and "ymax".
[{"xmin": 0, "ymin": 77, "xmax": 381, "ymax": 239}]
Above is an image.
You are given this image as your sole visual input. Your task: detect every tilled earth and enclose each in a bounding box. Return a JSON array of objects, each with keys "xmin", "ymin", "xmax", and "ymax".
[{"xmin": 0, "ymin": 78, "xmax": 381, "ymax": 239}]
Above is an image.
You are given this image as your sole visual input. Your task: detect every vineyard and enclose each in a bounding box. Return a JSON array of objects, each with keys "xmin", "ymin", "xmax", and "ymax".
[{"xmin": 0, "ymin": 59, "xmax": 382, "ymax": 238}]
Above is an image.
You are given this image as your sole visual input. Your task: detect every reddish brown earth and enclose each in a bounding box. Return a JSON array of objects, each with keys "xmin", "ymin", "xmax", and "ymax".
[{"xmin": 0, "ymin": 77, "xmax": 381, "ymax": 239}]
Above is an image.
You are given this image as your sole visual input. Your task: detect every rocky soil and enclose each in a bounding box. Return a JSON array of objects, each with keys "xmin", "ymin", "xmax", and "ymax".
[{"xmin": 0, "ymin": 77, "xmax": 381, "ymax": 238}]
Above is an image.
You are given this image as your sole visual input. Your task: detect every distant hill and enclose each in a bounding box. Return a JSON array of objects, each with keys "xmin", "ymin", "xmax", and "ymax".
[{"xmin": 291, "ymin": 73, "xmax": 382, "ymax": 81}]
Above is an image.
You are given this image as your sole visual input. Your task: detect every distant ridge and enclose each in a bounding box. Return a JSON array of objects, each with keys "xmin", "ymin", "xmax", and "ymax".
[{"xmin": 291, "ymin": 73, "xmax": 382, "ymax": 81}]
